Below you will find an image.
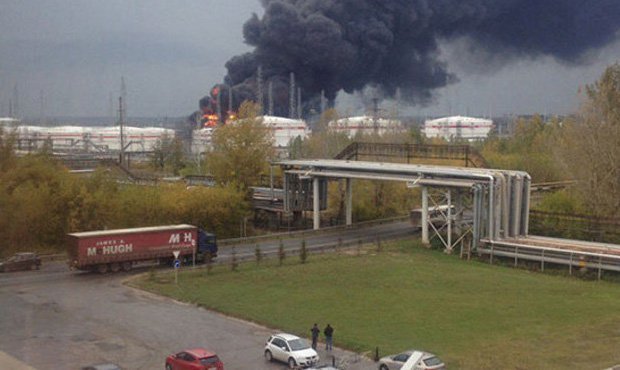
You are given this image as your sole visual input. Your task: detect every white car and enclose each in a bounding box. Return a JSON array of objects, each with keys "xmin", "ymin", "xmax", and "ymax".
[
  {"xmin": 379, "ymin": 350, "xmax": 445, "ymax": 370},
  {"xmin": 264, "ymin": 333, "xmax": 319, "ymax": 368}
]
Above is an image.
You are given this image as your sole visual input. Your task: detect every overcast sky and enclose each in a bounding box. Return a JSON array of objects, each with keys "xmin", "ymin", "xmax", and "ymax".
[{"xmin": 1, "ymin": 0, "xmax": 618, "ymax": 119}]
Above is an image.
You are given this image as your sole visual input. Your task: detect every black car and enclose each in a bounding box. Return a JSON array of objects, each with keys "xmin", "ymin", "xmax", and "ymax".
[{"xmin": 0, "ymin": 252, "xmax": 41, "ymax": 272}]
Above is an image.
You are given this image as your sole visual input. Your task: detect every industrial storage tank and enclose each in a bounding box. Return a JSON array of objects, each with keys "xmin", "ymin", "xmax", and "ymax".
[
  {"xmin": 328, "ymin": 115, "xmax": 403, "ymax": 138},
  {"xmin": 423, "ymin": 116, "xmax": 493, "ymax": 141},
  {"xmin": 259, "ymin": 115, "xmax": 309, "ymax": 148},
  {"xmin": 9, "ymin": 124, "xmax": 175, "ymax": 153}
]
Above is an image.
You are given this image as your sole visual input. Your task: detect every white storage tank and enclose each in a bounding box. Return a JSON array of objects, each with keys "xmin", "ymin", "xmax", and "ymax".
[
  {"xmin": 328, "ymin": 115, "xmax": 403, "ymax": 137},
  {"xmin": 424, "ymin": 116, "xmax": 493, "ymax": 141}
]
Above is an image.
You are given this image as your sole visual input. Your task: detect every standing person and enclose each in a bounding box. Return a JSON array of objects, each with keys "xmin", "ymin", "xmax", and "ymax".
[
  {"xmin": 310, "ymin": 323, "xmax": 320, "ymax": 350},
  {"xmin": 324, "ymin": 324, "xmax": 334, "ymax": 351}
]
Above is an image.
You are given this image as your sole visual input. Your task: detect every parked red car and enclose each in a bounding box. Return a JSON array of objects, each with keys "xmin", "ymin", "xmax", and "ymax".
[{"xmin": 165, "ymin": 348, "xmax": 223, "ymax": 370}]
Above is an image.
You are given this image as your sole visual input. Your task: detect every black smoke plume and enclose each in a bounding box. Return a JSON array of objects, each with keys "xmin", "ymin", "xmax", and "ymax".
[{"xmin": 210, "ymin": 0, "xmax": 620, "ymax": 117}]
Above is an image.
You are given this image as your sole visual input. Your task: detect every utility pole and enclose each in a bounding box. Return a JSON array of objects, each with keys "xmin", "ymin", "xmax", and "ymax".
[
  {"xmin": 372, "ymin": 97, "xmax": 379, "ymax": 134},
  {"xmin": 119, "ymin": 97, "xmax": 125, "ymax": 166},
  {"xmin": 268, "ymin": 81, "xmax": 274, "ymax": 116},
  {"xmin": 228, "ymin": 85, "xmax": 233, "ymax": 114},
  {"xmin": 12, "ymin": 84, "xmax": 19, "ymax": 119}
]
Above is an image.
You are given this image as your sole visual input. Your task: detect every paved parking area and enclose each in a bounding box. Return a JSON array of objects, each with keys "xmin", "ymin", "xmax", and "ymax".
[{"xmin": 0, "ymin": 262, "xmax": 378, "ymax": 370}]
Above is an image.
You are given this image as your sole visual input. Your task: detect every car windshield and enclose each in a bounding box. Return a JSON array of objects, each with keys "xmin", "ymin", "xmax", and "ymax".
[
  {"xmin": 200, "ymin": 356, "xmax": 220, "ymax": 365},
  {"xmin": 288, "ymin": 338, "xmax": 310, "ymax": 351},
  {"xmin": 423, "ymin": 356, "xmax": 443, "ymax": 366}
]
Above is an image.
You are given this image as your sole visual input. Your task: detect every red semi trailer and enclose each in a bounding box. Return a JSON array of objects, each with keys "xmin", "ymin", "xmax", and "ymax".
[{"xmin": 67, "ymin": 224, "xmax": 217, "ymax": 273}]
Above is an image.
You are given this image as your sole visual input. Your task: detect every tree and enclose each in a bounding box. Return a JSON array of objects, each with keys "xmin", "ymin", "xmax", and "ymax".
[
  {"xmin": 0, "ymin": 126, "xmax": 17, "ymax": 173},
  {"xmin": 150, "ymin": 135, "xmax": 185, "ymax": 175},
  {"xmin": 205, "ymin": 101, "xmax": 274, "ymax": 190},
  {"xmin": 558, "ymin": 63, "xmax": 620, "ymax": 217}
]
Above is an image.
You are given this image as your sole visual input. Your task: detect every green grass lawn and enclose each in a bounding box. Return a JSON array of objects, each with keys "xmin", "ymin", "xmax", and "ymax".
[{"xmin": 131, "ymin": 241, "xmax": 620, "ymax": 369}]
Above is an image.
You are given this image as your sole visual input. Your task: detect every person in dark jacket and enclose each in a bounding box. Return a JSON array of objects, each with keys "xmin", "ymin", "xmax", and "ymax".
[
  {"xmin": 324, "ymin": 324, "xmax": 334, "ymax": 351},
  {"xmin": 310, "ymin": 323, "xmax": 320, "ymax": 350}
]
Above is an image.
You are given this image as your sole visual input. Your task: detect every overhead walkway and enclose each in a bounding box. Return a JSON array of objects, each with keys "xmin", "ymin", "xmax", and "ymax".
[{"xmin": 334, "ymin": 142, "xmax": 489, "ymax": 168}]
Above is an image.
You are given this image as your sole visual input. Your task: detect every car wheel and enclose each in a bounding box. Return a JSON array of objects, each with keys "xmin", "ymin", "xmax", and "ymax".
[
  {"xmin": 264, "ymin": 350, "xmax": 273, "ymax": 362},
  {"xmin": 288, "ymin": 357, "xmax": 296, "ymax": 369},
  {"xmin": 379, "ymin": 365, "xmax": 389, "ymax": 370},
  {"xmin": 165, "ymin": 364, "xmax": 173, "ymax": 370}
]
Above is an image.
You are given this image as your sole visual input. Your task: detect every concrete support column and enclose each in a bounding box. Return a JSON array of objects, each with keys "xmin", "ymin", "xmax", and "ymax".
[
  {"xmin": 422, "ymin": 186, "xmax": 429, "ymax": 244},
  {"xmin": 313, "ymin": 177, "xmax": 320, "ymax": 230},
  {"xmin": 345, "ymin": 178, "xmax": 352, "ymax": 226}
]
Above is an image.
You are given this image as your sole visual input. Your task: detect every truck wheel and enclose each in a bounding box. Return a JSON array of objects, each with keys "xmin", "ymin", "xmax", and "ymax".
[
  {"xmin": 121, "ymin": 262, "xmax": 132, "ymax": 272},
  {"xmin": 110, "ymin": 263, "xmax": 121, "ymax": 273},
  {"xmin": 97, "ymin": 264, "xmax": 109, "ymax": 274},
  {"xmin": 165, "ymin": 364, "xmax": 172, "ymax": 370}
]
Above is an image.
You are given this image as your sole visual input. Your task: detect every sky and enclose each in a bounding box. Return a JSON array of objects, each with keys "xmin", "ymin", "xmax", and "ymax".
[{"xmin": 1, "ymin": 0, "xmax": 619, "ymax": 120}]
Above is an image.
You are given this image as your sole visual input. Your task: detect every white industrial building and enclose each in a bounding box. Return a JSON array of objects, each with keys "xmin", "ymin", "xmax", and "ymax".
[
  {"xmin": 328, "ymin": 115, "xmax": 404, "ymax": 137},
  {"xmin": 423, "ymin": 116, "xmax": 493, "ymax": 141}
]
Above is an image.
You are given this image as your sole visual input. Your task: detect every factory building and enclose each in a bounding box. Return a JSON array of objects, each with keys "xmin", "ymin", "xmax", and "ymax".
[
  {"xmin": 328, "ymin": 115, "xmax": 404, "ymax": 138},
  {"xmin": 423, "ymin": 116, "xmax": 493, "ymax": 141}
]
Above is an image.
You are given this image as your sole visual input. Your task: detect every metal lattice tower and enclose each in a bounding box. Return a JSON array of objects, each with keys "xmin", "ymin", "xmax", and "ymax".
[
  {"xmin": 297, "ymin": 87, "xmax": 302, "ymax": 119},
  {"xmin": 120, "ymin": 77, "xmax": 127, "ymax": 120},
  {"xmin": 289, "ymin": 72, "xmax": 295, "ymax": 119},
  {"xmin": 268, "ymin": 81, "xmax": 274, "ymax": 116},
  {"xmin": 257, "ymin": 66, "xmax": 264, "ymax": 115},
  {"xmin": 216, "ymin": 88, "xmax": 222, "ymax": 123}
]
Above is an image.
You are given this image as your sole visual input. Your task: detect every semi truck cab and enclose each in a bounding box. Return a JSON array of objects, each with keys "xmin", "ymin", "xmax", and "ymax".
[{"xmin": 197, "ymin": 229, "xmax": 217, "ymax": 260}]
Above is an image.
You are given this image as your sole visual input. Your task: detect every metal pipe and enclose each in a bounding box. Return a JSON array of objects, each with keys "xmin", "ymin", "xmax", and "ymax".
[
  {"xmin": 512, "ymin": 175, "xmax": 523, "ymax": 237},
  {"xmin": 472, "ymin": 185, "xmax": 480, "ymax": 251},
  {"xmin": 346, "ymin": 178, "xmax": 352, "ymax": 226},
  {"xmin": 522, "ymin": 174, "xmax": 531, "ymax": 236},
  {"xmin": 422, "ymin": 186, "xmax": 429, "ymax": 244},
  {"xmin": 313, "ymin": 176, "xmax": 320, "ymax": 230}
]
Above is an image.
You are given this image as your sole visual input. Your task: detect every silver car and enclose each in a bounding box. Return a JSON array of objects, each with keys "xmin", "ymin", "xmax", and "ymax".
[{"xmin": 378, "ymin": 350, "xmax": 445, "ymax": 370}]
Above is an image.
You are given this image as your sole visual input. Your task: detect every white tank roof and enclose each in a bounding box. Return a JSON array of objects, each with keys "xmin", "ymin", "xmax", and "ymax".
[
  {"xmin": 330, "ymin": 115, "xmax": 402, "ymax": 127},
  {"xmin": 259, "ymin": 115, "xmax": 307, "ymax": 128},
  {"xmin": 425, "ymin": 115, "xmax": 493, "ymax": 125}
]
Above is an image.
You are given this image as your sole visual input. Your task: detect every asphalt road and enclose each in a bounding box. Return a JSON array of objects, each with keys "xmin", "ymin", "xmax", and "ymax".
[{"xmin": 0, "ymin": 221, "xmax": 416, "ymax": 370}]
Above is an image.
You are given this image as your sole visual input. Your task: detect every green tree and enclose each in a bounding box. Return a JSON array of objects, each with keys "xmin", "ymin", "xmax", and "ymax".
[
  {"xmin": 558, "ymin": 63, "xmax": 620, "ymax": 217},
  {"xmin": 150, "ymin": 135, "xmax": 185, "ymax": 175},
  {"xmin": 0, "ymin": 126, "xmax": 17, "ymax": 172},
  {"xmin": 205, "ymin": 101, "xmax": 274, "ymax": 190}
]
